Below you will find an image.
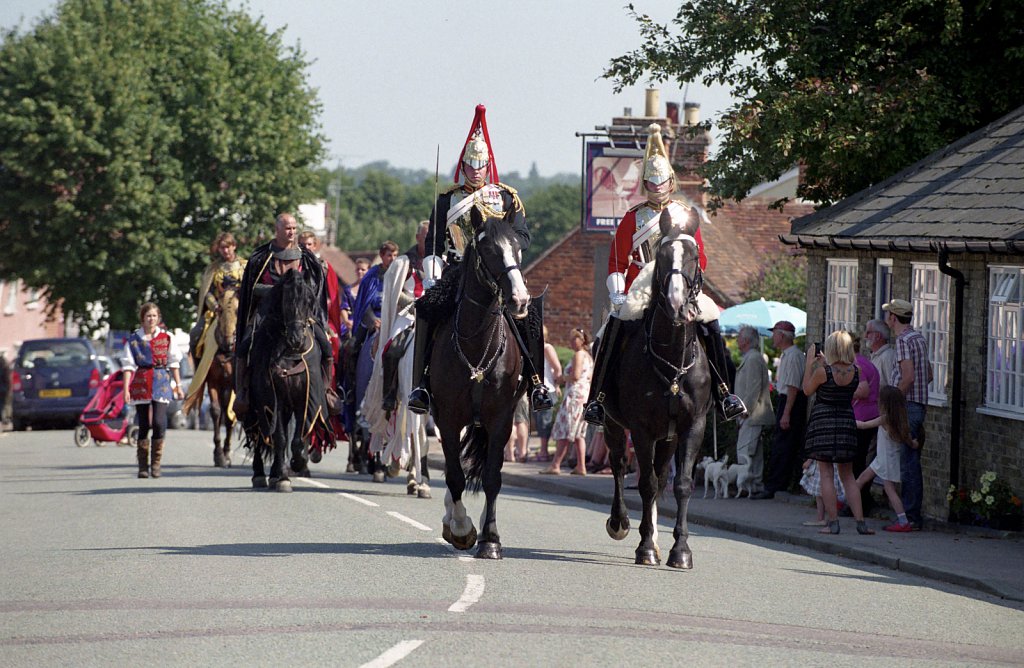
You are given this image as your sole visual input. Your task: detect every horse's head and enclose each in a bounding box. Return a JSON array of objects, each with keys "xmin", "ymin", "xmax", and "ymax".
[
  {"xmin": 654, "ymin": 209, "xmax": 704, "ymax": 324},
  {"xmin": 468, "ymin": 207, "xmax": 530, "ymax": 318},
  {"xmin": 215, "ymin": 287, "xmax": 239, "ymax": 353},
  {"xmin": 280, "ymin": 269, "xmax": 315, "ymax": 353}
]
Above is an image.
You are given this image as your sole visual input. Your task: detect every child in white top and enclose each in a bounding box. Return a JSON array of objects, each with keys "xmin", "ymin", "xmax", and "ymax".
[{"xmin": 855, "ymin": 386, "xmax": 918, "ymax": 532}]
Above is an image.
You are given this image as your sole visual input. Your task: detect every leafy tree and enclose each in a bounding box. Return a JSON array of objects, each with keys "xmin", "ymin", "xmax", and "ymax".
[
  {"xmin": 521, "ymin": 183, "xmax": 580, "ymax": 266},
  {"xmin": 742, "ymin": 252, "xmax": 807, "ymax": 310},
  {"xmin": 0, "ymin": 0, "xmax": 325, "ymax": 331},
  {"xmin": 605, "ymin": 1, "xmax": 1024, "ymax": 208}
]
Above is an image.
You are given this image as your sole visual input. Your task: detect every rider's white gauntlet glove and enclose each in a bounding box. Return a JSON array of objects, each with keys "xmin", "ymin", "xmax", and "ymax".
[
  {"xmin": 607, "ymin": 272, "xmax": 627, "ymax": 306},
  {"xmin": 422, "ymin": 255, "xmax": 445, "ymax": 290}
]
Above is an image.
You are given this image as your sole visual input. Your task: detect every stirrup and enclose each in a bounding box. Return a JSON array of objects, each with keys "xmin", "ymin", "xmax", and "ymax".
[
  {"xmin": 530, "ymin": 385, "xmax": 553, "ymax": 412},
  {"xmin": 408, "ymin": 386, "xmax": 430, "ymax": 415},
  {"xmin": 583, "ymin": 401, "xmax": 605, "ymax": 427},
  {"xmin": 721, "ymin": 393, "xmax": 747, "ymax": 422}
]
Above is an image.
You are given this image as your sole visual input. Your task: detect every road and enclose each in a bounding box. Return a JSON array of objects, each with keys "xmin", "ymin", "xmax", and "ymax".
[{"xmin": 1, "ymin": 429, "xmax": 1022, "ymax": 667}]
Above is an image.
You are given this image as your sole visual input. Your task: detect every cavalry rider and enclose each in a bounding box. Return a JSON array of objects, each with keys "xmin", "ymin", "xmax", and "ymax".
[
  {"xmin": 583, "ymin": 124, "xmax": 746, "ymax": 426},
  {"xmin": 188, "ymin": 232, "xmax": 246, "ymax": 361},
  {"xmin": 233, "ymin": 212, "xmax": 333, "ymax": 418},
  {"xmin": 407, "ymin": 104, "xmax": 552, "ymax": 415}
]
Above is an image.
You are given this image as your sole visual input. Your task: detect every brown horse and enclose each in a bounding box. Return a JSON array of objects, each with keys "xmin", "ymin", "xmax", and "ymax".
[{"xmin": 205, "ymin": 288, "xmax": 239, "ymax": 467}]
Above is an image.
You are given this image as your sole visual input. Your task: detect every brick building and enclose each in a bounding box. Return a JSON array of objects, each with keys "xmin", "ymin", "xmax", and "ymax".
[{"xmin": 782, "ymin": 104, "xmax": 1024, "ymax": 523}]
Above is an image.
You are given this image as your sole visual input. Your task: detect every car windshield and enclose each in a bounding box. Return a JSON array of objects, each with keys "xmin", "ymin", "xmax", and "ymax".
[{"xmin": 17, "ymin": 341, "xmax": 92, "ymax": 369}]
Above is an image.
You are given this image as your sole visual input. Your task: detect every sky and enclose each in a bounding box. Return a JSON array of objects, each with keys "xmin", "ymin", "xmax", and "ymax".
[{"xmin": 0, "ymin": 0, "xmax": 736, "ymax": 177}]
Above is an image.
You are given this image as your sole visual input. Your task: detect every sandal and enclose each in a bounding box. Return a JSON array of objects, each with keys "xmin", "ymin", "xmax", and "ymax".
[
  {"xmin": 818, "ymin": 520, "xmax": 841, "ymax": 535},
  {"xmin": 539, "ymin": 468, "xmax": 561, "ymax": 475},
  {"xmin": 856, "ymin": 521, "xmax": 875, "ymax": 535}
]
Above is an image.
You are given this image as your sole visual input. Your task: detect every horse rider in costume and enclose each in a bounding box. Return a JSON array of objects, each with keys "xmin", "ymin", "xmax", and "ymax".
[
  {"xmin": 233, "ymin": 212, "xmax": 333, "ymax": 419},
  {"xmin": 184, "ymin": 232, "xmax": 246, "ymax": 414},
  {"xmin": 407, "ymin": 105, "xmax": 553, "ymax": 415},
  {"xmin": 583, "ymin": 124, "xmax": 746, "ymax": 426}
]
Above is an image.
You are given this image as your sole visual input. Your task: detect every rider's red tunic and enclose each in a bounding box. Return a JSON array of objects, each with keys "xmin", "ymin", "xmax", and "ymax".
[{"xmin": 608, "ymin": 202, "xmax": 707, "ymax": 291}]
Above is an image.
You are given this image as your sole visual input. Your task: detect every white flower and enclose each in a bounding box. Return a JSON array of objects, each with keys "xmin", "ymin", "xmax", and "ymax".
[
  {"xmin": 986, "ymin": 496, "xmax": 995, "ymax": 506},
  {"xmin": 971, "ymin": 491, "xmax": 982, "ymax": 504}
]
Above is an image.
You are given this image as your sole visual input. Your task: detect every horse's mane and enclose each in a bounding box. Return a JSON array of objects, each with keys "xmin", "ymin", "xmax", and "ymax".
[{"xmin": 479, "ymin": 215, "xmax": 518, "ymax": 252}]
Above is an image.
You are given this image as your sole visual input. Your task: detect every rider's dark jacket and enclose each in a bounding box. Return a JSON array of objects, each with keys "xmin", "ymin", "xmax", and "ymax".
[{"xmin": 235, "ymin": 242, "xmax": 329, "ymax": 357}]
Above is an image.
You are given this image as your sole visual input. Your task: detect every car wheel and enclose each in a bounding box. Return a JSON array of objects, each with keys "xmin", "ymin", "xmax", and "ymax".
[{"xmin": 74, "ymin": 425, "xmax": 91, "ymax": 447}]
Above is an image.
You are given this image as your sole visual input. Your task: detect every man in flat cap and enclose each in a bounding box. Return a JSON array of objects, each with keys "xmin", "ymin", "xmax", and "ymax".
[
  {"xmin": 234, "ymin": 212, "xmax": 331, "ymax": 419},
  {"xmin": 883, "ymin": 298, "xmax": 931, "ymax": 530},
  {"xmin": 752, "ymin": 320, "xmax": 807, "ymax": 499}
]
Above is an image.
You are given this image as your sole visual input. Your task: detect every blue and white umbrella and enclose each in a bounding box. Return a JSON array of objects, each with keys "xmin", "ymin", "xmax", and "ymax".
[{"xmin": 718, "ymin": 298, "xmax": 806, "ymax": 337}]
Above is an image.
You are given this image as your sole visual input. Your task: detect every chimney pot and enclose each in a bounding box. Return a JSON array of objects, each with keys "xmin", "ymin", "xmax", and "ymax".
[
  {"xmin": 684, "ymin": 102, "xmax": 700, "ymax": 126},
  {"xmin": 665, "ymin": 102, "xmax": 680, "ymax": 125},
  {"xmin": 645, "ymin": 88, "xmax": 660, "ymax": 117}
]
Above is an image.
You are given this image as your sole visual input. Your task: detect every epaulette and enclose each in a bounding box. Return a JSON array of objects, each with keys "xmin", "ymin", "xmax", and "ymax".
[
  {"xmin": 494, "ymin": 182, "xmax": 518, "ymax": 196},
  {"xmin": 442, "ymin": 183, "xmax": 463, "ymax": 195},
  {"xmin": 495, "ymin": 182, "xmax": 524, "ymax": 212},
  {"xmin": 627, "ymin": 201, "xmax": 647, "ymax": 213}
]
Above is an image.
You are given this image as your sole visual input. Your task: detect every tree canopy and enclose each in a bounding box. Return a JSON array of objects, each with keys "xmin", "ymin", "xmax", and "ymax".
[
  {"xmin": 605, "ymin": 0, "xmax": 1024, "ymax": 208},
  {"xmin": 0, "ymin": 0, "xmax": 325, "ymax": 331}
]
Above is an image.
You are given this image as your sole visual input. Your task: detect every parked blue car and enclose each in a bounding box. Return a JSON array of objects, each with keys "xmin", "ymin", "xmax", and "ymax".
[{"xmin": 11, "ymin": 338, "xmax": 102, "ymax": 430}]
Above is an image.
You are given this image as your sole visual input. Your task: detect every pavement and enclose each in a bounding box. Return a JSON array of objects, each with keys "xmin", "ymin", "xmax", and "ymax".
[{"xmin": 429, "ymin": 438, "xmax": 1024, "ymax": 602}]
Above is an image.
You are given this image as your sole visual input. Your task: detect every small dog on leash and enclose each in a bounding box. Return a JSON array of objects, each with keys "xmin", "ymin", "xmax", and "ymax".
[{"xmin": 704, "ymin": 455, "xmax": 730, "ymax": 499}]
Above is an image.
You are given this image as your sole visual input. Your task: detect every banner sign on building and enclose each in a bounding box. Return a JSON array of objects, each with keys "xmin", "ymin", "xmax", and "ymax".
[{"xmin": 584, "ymin": 143, "xmax": 646, "ymax": 232}]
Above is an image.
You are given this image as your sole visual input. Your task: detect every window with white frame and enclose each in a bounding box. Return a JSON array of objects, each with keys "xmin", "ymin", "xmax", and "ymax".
[
  {"xmin": 986, "ymin": 265, "xmax": 1024, "ymax": 414},
  {"xmin": 3, "ymin": 279, "xmax": 17, "ymax": 316},
  {"xmin": 875, "ymin": 259, "xmax": 893, "ymax": 318},
  {"xmin": 25, "ymin": 287, "xmax": 41, "ymax": 310},
  {"xmin": 826, "ymin": 259, "xmax": 858, "ymax": 334},
  {"xmin": 910, "ymin": 263, "xmax": 949, "ymax": 401}
]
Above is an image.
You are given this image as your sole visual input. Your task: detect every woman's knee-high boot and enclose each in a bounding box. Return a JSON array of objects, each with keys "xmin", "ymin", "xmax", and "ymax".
[{"xmin": 137, "ymin": 439, "xmax": 150, "ymax": 478}]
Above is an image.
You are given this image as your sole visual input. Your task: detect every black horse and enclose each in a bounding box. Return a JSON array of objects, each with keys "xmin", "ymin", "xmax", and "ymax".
[
  {"xmin": 246, "ymin": 269, "xmax": 333, "ymax": 492},
  {"xmin": 431, "ymin": 209, "xmax": 531, "ymax": 559},
  {"xmin": 602, "ymin": 209, "xmax": 712, "ymax": 569}
]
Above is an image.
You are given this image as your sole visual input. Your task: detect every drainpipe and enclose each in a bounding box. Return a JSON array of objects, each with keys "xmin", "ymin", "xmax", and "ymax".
[{"xmin": 937, "ymin": 247, "xmax": 965, "ymax": 522}]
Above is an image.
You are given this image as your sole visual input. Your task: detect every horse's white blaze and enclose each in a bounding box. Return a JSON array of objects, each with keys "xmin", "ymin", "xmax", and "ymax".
[
  {"xmin": 448, "ymin": 574, "xmax": 486, "ymax": 612},
  {"xmin": 359, "ymin": 640, "xmax": 424, "ymax": 668},
  {"xmin": 500, "ymin": 239, "xmax": 530, "ymax": 312},
  {"xmin": 387, "ymin": 511, "xmax": 432, "ymax": 531},
  {"xmin": 667, "ymin": 242, "xmax": 688, "ymax": 316}
]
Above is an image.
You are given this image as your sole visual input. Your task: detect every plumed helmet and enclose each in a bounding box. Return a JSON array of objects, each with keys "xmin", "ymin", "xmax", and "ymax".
[
  {"xmin": 454, "ymin": 104, "xmax": 499, "ymax": 184},
  {"xmin": 462, "ymin": 132, "xmax": 490, "ymax": 169},
  {"xmin": 642, "ymin": 123, "xmax": 674, "ymax": 185}
]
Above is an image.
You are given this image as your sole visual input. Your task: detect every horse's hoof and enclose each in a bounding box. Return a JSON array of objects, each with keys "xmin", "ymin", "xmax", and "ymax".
[
  {"xmin": 417, "ymin": 485, "xmax": 432, "ymax": 499},
  {"xmin": 345, "ymin": 463, "xmax": 355, "ymax": 473},
  {"xmin": 451, "ymin": 527, "xmax": 478, "ymax": 551},
  {"xmin": 223, "ymin": 456, "xmax": 231, "ymax": 468},
  {"xmin": 406, "ymin": 480, "xmax": 418, "ymax": 495},
  {"xmin": 666, "ymin": 550, "xmax": 693, "ymax": 570},
  {"xmin": 475, "ymin": 541, "xmax": 502, "ymax": 560},
  {"xmin": 275, "ymin": 480, "xmax": 293, "ymax": 493},
  {"xmin": 606, "ymin": 517, "xmax": 630, "ymax": 541},
  {"xmin": 310, "ymin": 448, "xmax": 322, "ymax": 464},
  {"xmin": 213, "ymin": 450, "xmax": 226, "ymax": 468},
  {"xmin": 387, "ymin": 460, "xmax": 401, "ymax": 478},
  {"xmin": 372, "ymin": 470, "xmax": 385, "ymax": 483},
  {"xmin": 635, "ymin": 548, "xmax": 660, "ymax": 566},
  {"xmin": 442, "ymin": 523, "xmax": 453, "ymax": 545},
  {"xmin": 252, "ymin": 477, "xmax": 268, "ymax": 489}
]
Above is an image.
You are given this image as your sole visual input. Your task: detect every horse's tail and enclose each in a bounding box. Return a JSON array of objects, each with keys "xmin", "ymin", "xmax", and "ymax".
[{"xmin": 460, "ymin": 424, "xmax": 490, "ymax": 493}]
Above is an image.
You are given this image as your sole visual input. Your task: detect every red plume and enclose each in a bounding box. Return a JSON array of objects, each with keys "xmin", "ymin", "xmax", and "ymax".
[{"xmin": 454, "ymin": 104, "xmax": 499, "ymax": 184}]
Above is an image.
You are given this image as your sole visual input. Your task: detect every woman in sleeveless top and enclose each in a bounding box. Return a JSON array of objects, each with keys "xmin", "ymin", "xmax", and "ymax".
[{"xmin": 803, "ymin": 330, "xmax": 874, "ymax": 536}]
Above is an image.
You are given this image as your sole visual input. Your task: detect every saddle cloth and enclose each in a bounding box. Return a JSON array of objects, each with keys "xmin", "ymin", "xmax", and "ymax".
[{"xmin": 618, "ymin": 261, "xmax": 718, "ymax": 323}]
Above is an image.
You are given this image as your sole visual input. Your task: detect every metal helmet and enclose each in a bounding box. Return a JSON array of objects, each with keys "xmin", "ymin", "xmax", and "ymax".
[{"xmin": 642, "ymin": 123, "xmax": 674, "ymax": 186}]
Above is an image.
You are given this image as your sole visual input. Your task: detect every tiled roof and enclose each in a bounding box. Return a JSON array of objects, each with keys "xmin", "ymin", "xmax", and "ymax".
[{"xmin": 790, "ymin": 105, "xmax": 1024, "ymax": 242}]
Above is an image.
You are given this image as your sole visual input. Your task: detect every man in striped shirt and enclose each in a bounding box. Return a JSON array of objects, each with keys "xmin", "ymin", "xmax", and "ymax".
[{"xmin": 884, "ymin": 299, "xmax": 932, "ymax": 530}]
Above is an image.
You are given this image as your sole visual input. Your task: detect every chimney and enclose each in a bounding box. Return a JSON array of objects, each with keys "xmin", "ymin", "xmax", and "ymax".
[
  {"xmin": 684, "ymin": 102, "xmax": 700, "ymax": 126},
  {"xmin": 645, "ymin": 88, "xmax": 660, "ymax": 117},
  {"xmin": 665, "ymin": 102, "xmax": 680, "ymax": 126}
]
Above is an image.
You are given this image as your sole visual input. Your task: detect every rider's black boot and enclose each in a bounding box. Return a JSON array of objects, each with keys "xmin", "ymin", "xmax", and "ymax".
[
  {"xmin": 583, "ymin": 316, "xmax": 624, "ymax": 426},
  {"xmin": 233, "ymin": 355, "xmax": 249, "ymax": 419},
  {"xmin": 407, "ymin": 316, "xmax": 433, "ymax": 415},
  {"xmin": 519, "ymin": 316, "xmax": 553, "ymax": 412},
  {"xmin": 700, "ymin": 321, "xmax": 747, "ymax": 422}
]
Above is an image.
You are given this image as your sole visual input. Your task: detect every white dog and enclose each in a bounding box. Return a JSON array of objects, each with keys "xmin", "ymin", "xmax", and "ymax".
[
  {"xmin": 704, "ymin": 455, "xmax": 730, "ymax": 499},
  {"xmin": 730, "ymin": 457, "xmax": 755, "ymax": 498}
]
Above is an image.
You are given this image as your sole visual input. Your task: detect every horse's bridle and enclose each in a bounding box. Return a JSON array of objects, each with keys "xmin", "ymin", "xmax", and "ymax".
[
  {"xmin": 468, "ymin": 228, "xmax": 521, "ymax": 310},
  {"xmin": 646, "ymin": 234, "xmax": 704, "ymax": 395},
  {"xmin": 656, "ymin": 234, "xmax": 704, "ymax": 325}
]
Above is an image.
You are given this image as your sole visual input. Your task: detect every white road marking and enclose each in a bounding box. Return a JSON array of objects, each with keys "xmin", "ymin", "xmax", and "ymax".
[
  {"xmin": 338, "ymin": 492, "xmax": 379, "ymax": 507},
  {"xmin": 295, "ymin": 477, "xmax": 330, "ymax": 488},
  {"xmin": 386, "ymin": 511, "xmax": 432, "ymax": 531},
  {"xmin": 434, "ymin": 537, "xmax": 474, "ymax": 562},
  {"xmin": 448, "ymin": 574, "xmax": 485, "ymax": 613},
  {"xmin": 359, "ymin": 639, "xmax": 424, "ymax": 668}
]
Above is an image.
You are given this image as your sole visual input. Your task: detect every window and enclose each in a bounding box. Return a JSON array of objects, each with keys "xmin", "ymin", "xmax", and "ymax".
[
  {"xmin": 25, "ymin": 287, "xmax": 41, "ymax": 311},
  {"xmin": 3, "ymin": 279, "xmax": 17, "ymax": 316},
  {"xmin": 986, "ymin": 265, "xmax": 1024, "ymax": 414},
  {"xmin": 875, "ymin": 259, "xmax": 893, "ymax": 318},
  {"xmin": 826, "ymin": 259, "xmax": 858, "ymax": 334},
  {"xmin": 910, "ymin": 263, "xmax": 949, "ymax": 402}
]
